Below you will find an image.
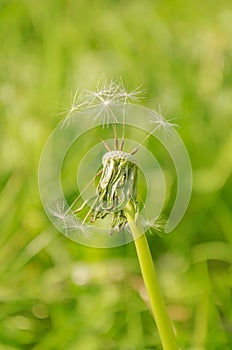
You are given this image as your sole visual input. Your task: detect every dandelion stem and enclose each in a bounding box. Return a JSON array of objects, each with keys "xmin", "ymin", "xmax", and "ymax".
[{"xmin": 124, "ymin": 201, "xmax": 179, "ymax": 350}]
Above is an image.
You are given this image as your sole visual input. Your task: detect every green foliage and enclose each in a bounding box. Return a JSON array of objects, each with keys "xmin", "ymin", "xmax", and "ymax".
[{"xmin": 0, "ymin": 0, "xmax": 232, "ymax": 349}]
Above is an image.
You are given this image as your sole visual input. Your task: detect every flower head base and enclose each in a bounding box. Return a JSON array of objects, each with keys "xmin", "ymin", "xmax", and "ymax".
[{"xmin": 90, "ymin": 151, "xmax": 138, "ymax": 232}]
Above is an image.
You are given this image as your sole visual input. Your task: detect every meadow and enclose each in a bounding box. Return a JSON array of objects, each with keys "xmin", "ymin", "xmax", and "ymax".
[{"xmin": 0, "ymin": 0, "xmax": 232, "ymax": 349}]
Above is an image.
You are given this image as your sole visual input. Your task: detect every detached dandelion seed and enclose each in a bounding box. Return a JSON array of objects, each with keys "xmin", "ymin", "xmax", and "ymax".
[
  {"xmin": 150, "ymin": 109, "xmax": 178, "ymax": 138},
  {"xmin": 83, "ymin": 78, "xmax": 123, "ymax": 127},
  {"xmin": 117, "ymin": 79, "xmax": 146, "ymax": 103},
  {"xmin": 59, "ymin": 90, "xmax": 89, "ymax": 129},
  {"xmin": 49, "ymin": 200, "xmax": 90, "ymax": 236}
]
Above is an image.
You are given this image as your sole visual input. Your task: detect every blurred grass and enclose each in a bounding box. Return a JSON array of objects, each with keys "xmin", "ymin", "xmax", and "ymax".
[{"xmin": 0, "ymin": 0, "xmax": 232, "ymax": 349}]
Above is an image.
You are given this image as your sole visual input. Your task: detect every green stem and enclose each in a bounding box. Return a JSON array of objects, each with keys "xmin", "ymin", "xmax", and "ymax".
[{"xmin": 124, "ymin": 202, "xmax": 179, "ymax": 350}]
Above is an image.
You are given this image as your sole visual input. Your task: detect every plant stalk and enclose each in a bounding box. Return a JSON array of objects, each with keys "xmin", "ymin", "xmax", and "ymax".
[{"xmin": 124, "ymin": 202, "xmax": 179, "ymax": 350}]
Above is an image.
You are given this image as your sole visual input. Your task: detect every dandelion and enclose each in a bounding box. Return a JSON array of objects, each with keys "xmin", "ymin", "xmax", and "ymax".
[{"xmin": 54, "ymin": 80, "xmax": 180, "ymax": 350}]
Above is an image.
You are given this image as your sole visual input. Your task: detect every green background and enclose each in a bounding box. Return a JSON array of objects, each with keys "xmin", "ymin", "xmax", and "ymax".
[{"xmin": 0, "ymin": 0, "xmax": 232, "ymax": 349}]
